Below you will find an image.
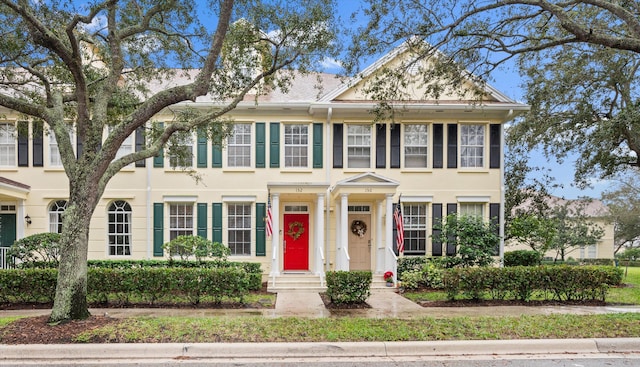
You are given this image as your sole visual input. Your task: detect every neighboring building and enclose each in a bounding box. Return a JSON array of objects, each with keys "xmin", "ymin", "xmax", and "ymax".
[
  {"xmin": 508, "ymin": 196, "xmax": 615, "ymax": 260},
  {"xmin": 0, "ymin": 44, "xmax": 529, "ymax": 287}
]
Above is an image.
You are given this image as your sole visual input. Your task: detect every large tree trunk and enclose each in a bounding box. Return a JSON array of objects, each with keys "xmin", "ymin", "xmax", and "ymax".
[{"xmin": 49, "ymin": 183, "xmax": 98, "ymax": 323}]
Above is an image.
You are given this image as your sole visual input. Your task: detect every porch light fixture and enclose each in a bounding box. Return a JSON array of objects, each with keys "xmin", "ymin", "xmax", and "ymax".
[{"xmin": 25, "ymin": 215, "xmax": 31, "ymax": 225}]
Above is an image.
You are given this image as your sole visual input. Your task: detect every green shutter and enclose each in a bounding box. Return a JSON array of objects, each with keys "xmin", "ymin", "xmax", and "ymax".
[
  {"xmin": 212, "ymin": 144, "xmax": 222, "ymax": 168},
  {"xmin": 313, "ymin": 123, "xmax": 323, "ymax": 168},
  {"xmin": 212, "ymin": 202, "xmax": 222, "ymax": 243},
  {"xmin": 197, "ymin": 129, "xmax": 207, "ymax": 168},
  {"xmin": 255, "ymin": 122, "xmax": 265, "ymax": 168},
  {"xmin": 153, "ymin": 122, "xmax": 164, "ymax": 168},
  {"xmin": 197, "ymin": 203, "xmax": 207, "ymax": 239},
  {"xmin": 255, "ymin": 202, "xmax": 266, "ymax": 256},
  {"xmin": 153, "ymin": 203, "xmax": 164, "ymax": 257},
  {"xmin": 269, "ymin": 122, "xmax": 280, "ymax": 168}
]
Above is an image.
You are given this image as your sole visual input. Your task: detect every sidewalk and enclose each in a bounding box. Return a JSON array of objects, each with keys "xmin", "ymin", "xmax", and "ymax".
[
  {"xmin": 1, "ymin": 292, "xmax": 639, "ymax": 363},
  {"xmin": 2, "ymin": 290, "xmax": 640, "ymax": 319}
]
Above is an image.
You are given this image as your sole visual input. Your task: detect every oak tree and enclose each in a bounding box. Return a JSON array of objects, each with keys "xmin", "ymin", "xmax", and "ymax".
[{"xmin": 0, "ymin": 0, "xmax": 338, "ymax": 323}]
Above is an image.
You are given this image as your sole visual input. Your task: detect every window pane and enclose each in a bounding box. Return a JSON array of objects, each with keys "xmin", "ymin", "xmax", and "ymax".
[
  {"xmin": 169, "ymin": 203, "xmax": 194, "ymax": 240},
  {"xmin": 107, "ymin": 200, "xmax": 132, "ymax": 256},
  {"xmin": 0, "ymin": 123, "xmax": 16, "ymax": 167},
  {"xmin": 347, "ymin": 124, "xmax": 371, "ymax": 168},
  {"xmin": 460, "ymin": 124, "xmax": 484, "ymax": 168},
  {"xmin": 404, "ymin": 124, "xmax": 428, "ymax": 168},
  {"xmin": 402, "ymin": 203, "xmax": 427, "ymax": 254},
  {"xmin": 284, "ymin": 124, "xmax": 308, "ymax": 168},
  {"xmin": 227, "ymin": 203, "xmax": 251, "ymax": 256},
  {"xmin": 228, "ymin": 124, "xmax": 252, "ymax": 167}
]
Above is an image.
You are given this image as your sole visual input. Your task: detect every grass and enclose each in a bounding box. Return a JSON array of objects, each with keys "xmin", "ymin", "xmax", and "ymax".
[
  {"xmin": 71, "ymin": 313, "xmax": 640, "ymax": 343},
  {"xmin": 404, "ymin": 266, "xmax": 640, "ymax": 305},
  {"xmin": 607, "ymin": 266, "xmax": 640, "ymax": 305}
]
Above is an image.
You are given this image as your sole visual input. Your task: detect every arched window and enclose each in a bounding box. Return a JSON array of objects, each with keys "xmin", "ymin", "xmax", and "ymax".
[
  {"xmin": 49, "ymin": 200, "xmax": 67, "ymax": 233},
  {"xmin": 107, "ymin": 200, "xmax": 132, "ymax": 256}
]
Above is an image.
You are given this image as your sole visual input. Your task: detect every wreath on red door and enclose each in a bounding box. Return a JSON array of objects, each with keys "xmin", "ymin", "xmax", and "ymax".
[
  {"xmin": 351, "ymin": 220, "xmax": 367, "ymax": 238},
  {"xmin": 287, "ymin": 221, "xmax": 305, "ymax": 240}
]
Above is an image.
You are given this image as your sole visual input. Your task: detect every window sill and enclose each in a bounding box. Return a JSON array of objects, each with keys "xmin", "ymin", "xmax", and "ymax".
[
  {"xmin": 458, "ymin": 168, "xmax": 490, "ymax": 173},
  {"xmin": 222, "ymin": 167, "xmax": 256, "ymax": 173},
  {"xmin": 43, "ymin": 167, "xmax": 66, "ymax": 172},
  {"xmin": 400, "ymin": 168, "xmax": 433, "ymax": 173},
  {"xmin": 0, "ymin": 167, "xmax": 18, "ymax": 172},
  {"xmin": 280, "ymin": 168, "xmax": 313, "ymax": 173}
]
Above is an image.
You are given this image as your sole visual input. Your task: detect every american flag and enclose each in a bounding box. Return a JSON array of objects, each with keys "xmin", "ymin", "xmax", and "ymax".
[
  {"xmin": 266, "ymin": 194, "xmax": 273, "ymax": 238},
  {"xmin": 394, "ymin": 199, "xmax": 404, "ymax": 253}
]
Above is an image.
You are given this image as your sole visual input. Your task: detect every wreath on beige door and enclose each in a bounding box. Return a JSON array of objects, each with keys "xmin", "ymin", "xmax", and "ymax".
[
  {"xmin": 287, "ymin": 221, "xmax": 305, "ymax": 240},
  {"xmin": 351, "ymin": 220, "xmax": 367, "ymax": 238}
]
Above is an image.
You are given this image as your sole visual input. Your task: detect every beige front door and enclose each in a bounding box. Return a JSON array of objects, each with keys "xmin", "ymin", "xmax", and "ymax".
[{"xmin": 349, "ymin": 213, "xmax": 371, "ymax": 270}]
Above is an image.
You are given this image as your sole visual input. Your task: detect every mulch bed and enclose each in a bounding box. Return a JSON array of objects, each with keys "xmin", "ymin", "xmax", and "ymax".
[{"xmin": 0, "ymin": 315, "xmax": 120, "ymax": 344}]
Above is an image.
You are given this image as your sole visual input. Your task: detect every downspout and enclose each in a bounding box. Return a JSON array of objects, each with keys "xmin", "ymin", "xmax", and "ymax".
[
  {"xmin": 499, "ymin": 115, "xmax": 510, "ymax": 267},
  {"xmin": 146, "ymin": 155, "xmax": 152, "ymax": 260},
  {"xmin": 325, "ymin": 107, "xmax": 332, "ymax": 271}
]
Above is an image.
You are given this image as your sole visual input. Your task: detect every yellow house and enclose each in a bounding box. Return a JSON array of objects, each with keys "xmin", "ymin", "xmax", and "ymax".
[
  {"xmin": 508, "ymin": 196, "xmax": 615, "ymax": 260},
  {"xmin": 0, "ymin": 44, "xmax": 528, "ymax": 288}
]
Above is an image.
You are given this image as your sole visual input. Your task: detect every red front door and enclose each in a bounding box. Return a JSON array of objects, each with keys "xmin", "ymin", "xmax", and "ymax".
[{"xmin": 283, "ymin": 213, "xmax": 309, "ymax": 271}]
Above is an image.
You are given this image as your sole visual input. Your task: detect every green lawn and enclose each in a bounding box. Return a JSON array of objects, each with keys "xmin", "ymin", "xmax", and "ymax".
[
  {"xmin": 71, "ymin": 313, "xmax": 640, "ymax": 343},
  {"xmin": 404, "ymin": 266, "xmax": 640, "ymax": 305}
]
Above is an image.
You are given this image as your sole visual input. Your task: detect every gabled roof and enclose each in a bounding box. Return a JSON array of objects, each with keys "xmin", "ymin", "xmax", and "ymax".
[
  {"xmin": 334, "ymin": 172, "xmax": 400, "ymax": 188},
  {"xmin": 319, "ymin": 39, "xmax": 519, "ymax": 104}
]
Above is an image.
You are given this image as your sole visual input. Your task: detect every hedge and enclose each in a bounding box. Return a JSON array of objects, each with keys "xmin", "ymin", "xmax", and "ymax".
[
  {"xmin": 443, "ymin": 265, "xmax": 623, "ymax": 302},
  {"xmin": 325, "ymin": 271, "xmax": 372, "ymax": 304},
  {"xmin": 0, "ymin": 267, "xmax": 258, "ymax": 305}
]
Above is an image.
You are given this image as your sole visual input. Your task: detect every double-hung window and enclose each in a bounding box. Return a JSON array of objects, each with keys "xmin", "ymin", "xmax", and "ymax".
[
  {"xmin": 168, "ymin": 132, "xmax": 193, "ymax": 168},
  {"xmin": 107, "ymin": 126, "xmax": 134, "ymax": 161},
  {"xmin": 169, "ymin": 203, "xmax": 194, "ymax": 240},
  {"xmin": 107, "ymin": 200, "xmax": 132, "ymax": 256},
  {"xmin": 459, "ymin": 203, "xmax": 484, "ymax": 218},
  {"xmin": 284, "ymin": 124, "xmax": 308, "ymax": 168},
  {"xmin": 49, "ymin": 125, "xmax": 74, "ymax": 167},
  {"xmin": 227, "ymin": 123, "xmax": 251, "ymax": 167},
  {"xmin": 403, "ymin": 203, "xmax": 427, "ymax": 255},
  {"xmin": 227, "ymin": 203, "xmax": 251, "ymax": 256},
  {"xmin": 347, "ymin": 124, "xmax": 371, "ymax": 168},
  {"xmin": 460, "ymin": 124, "xmax": 484, "ymax": 168},
  {"xmin": 0, "ymin": 123, "xmax": 15, "ymax": 167},
  {"xmin": 404, "ymin": 124, "xmax": 428, "ymax": 168}
]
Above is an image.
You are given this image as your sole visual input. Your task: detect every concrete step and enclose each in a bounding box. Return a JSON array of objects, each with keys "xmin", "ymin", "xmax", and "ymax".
[
  {"xmin": 267, "ymin": 274, "xmax": 325, "ymax": 292},
  {"xmin": 268, "ymin": 274, "xmax": 397, "ymax": 292}
]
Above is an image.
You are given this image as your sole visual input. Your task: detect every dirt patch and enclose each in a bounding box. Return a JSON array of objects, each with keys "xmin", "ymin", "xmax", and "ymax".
[{"xmin": 0, "ymin": 315, "xmax": 120, "ymax": 344}]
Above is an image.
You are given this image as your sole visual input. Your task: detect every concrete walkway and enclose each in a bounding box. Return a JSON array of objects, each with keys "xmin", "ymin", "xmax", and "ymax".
[{"xmin": 2, "ymin": 290, "xmax": 640, "ymax": 319}]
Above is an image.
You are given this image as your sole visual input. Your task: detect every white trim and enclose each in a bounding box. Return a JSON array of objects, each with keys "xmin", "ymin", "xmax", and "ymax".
[
  {"xmin": 401, "ymin": 196, "xmax": 433, "ymax": 203},
  {"xmin": 457, "ymin": 196, "xmax": 490, "ymax": 203},
  {"xmin": 163, "ymin": 195, "xmax": 197, "ymax": 202},
  {"xmin": 222, "ymin": 195, "xmax": 256, "ymax": 202}
]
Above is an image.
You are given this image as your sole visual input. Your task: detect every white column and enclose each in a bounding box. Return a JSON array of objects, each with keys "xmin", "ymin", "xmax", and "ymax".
[
  {"xmin": 315, "ymin": 193, "xmax": 325, "ymax": 276},
  {"xmin": 385, "ymin": 194, "xmax": 394, "ymax": 272},
  {"xmin": 269, "ymin": 193, "xmax": 280, "ymax": 277},
  {"xmin": 340, "ymin": 193, "xmax": 349, "ymax": 271},
  {"xmin": 375, "ymin": 199, "xmax": 384, "ymax": 273},
  {"xmin": 17, "ymin": 200, "xmax": 26, "ymax": 239},
  {"xmin": 335, "ymin": 197, "xmax": 342, "ymax": 270}
]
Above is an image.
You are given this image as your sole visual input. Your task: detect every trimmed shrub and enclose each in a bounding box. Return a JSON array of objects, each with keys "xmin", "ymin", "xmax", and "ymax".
[
  {"xmin": 397, "ymin": 256, "xmax": 428, "ymax": 280},
  {"xmin": 504, "ymin": 250, "xmax": 542, "ymax": 267},
  {"xmin": 400, "ymin": 269, "xmax": 422, "ymax": 290},
  {"xmin": 442, "ymin": 265, "xmax": 622, "ymax": 302},
  {"xmin": 8, "ymin": 233, "xmax": 61, "ymax": 267},
  {"xmin": 163, "ymin": 235, "xmax": 230, "ymax": 261},
  {"xmin": 325, "ymin": 271, "xmax": 371, "ymax": 304}
]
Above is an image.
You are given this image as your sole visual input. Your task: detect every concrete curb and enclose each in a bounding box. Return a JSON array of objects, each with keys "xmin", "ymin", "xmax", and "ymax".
[{"xmin": 0, "ymin": 338, "xmax": 638, "ymax": 360}]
